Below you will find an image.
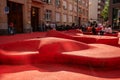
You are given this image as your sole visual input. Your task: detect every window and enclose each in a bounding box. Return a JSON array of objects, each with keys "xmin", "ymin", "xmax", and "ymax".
[
  {"xmin": 74, "ymin": 16, "xmax": 77, "ymax": 23},
  {"xmin": 98, "ymin": 5, "xmax": 101, "ymax": 9},
  {"xmin": 55, "ymin": 0, "xmax": 60, "ymax": 7},
  {"xmin": 43, "ymin": 0, "xmax": 51, "ymax": 4},
  {"xmin": 45, "ymin": 10, "xmax": 52, "ymax": 21},
  {"xmin": 98, "ymin": 11, "xmax": 100, "ymax": 14},
  {"xmin": 63, "ymin": 0, "xmax": 67, "ymax": 10},
  {"xmin": 78, "ymin": 8, "xmax": 81, "ymax": 14},
  {"xmin": 79, "ymin": 0, "xmax": 82, "ymax": 4},
  {"xmin": 69, "ymin": 4, "xmax": 73, "ymax": 11},
  {"xmin": 69, "ymin": 15, "xmax": 73, "ymax": 22},
  {"xmin": 63, "ymin": 14, "xmax": 67, "ymax": 22},
  {"xmin": 83, "ymin": 9, "xmax": 85, "ymax": 15},
  {"xmin": 74, "ymin": 0, "xmax": 76, "ymax": 2},
  {"xmin": 74, "ymin": 6, "xmax": 77, "ymax": 12},
  {"xmin": 86, "ymin": 2, "xmax": 88, "ymax": 7},
  {"xmin": 98, "ymin": 0, "xmax": 101, "ymax": 3},
  {"xmin": 82, "ymin": 0, "xmax": 85, "ymax": 6},
  {"xmin": 56, "ymin": 12, "xmax": 60, "ymax": 22},
  {"xmin": 118, "ymin": 10, "xmax": 120, "ymax": 17}
]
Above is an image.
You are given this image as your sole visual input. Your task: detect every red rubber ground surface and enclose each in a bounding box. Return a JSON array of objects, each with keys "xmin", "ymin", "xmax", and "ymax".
[
  {"xmin": 0, "ymin": 31, "xmax": 120, "ymax": 80},
  {"xmin": 0, "ymin": 64, "xmax": 120, "ymax": 80}
]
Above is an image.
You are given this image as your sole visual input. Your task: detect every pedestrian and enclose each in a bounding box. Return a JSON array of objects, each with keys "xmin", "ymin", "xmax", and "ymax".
[
  {"xmin": 8, "ymin": 22, "xmax": 15, "ymax": 35},
  {"xmin": 50, "ymin": 22, "xmax": 56, "ymax": 30},
  {"xmin": 92, "ymin": 26, "xmax": 97, "ymax": 35}
]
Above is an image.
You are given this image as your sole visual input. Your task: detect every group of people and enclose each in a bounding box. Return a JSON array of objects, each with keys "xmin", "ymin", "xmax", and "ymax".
[
  {"xmin": 85, "ymin": 23, "xmax": 113, "ymax": 35},
  {"xmin": 7, "ymin": 21, "xmax": 113, "ymax": 36},
  {"xmin": 34, "ymin": 21, "xmax": 114, "ymax": 35},
  {"xmin": 39, "ymin": 22, "xmax": 80, "ymax": 32}
]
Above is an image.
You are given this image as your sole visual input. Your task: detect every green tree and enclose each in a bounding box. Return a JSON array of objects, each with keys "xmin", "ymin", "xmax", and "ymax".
[{"xmin": 101, "ymin": 0, "xmax": 109, "ymax": 21}]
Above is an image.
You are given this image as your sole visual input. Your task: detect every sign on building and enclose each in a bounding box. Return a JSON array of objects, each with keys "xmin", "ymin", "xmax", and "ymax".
[{"xmin": 4, "ymin": 6, "xmax": 9, "ymax": 14}]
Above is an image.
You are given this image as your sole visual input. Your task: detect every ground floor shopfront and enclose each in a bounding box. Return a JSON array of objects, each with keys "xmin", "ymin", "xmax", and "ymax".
[
  {"xmin": 109, "ymin": 0, "xmax": 120, "ymax": 30},
  {"xmin": 0, "ymin": 0, "xmax": 44, "ymax": 35}
]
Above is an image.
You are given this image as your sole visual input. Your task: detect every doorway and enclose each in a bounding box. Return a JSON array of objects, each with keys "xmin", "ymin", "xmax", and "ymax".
[
  {"xmin": 31, "ymin": 7, "xmax": 39, "ymax": 32},
  {"xmin": 8, "ymin": 1, "xmax": 23, "ymax": 33}
]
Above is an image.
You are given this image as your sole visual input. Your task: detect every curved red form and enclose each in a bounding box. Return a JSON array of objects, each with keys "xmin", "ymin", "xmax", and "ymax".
[
  {"xmin": 0, "ymin": 36, "xmax": 120, "ymax": 69},
  {"xmin": 47, "ymin": 30, "xmax": 119, "ymax": 46}
]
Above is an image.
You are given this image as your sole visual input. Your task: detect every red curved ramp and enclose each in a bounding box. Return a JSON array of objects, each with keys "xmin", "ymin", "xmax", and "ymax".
[
  {"xmin": 56, "ymin": 44, "xmax": 120, "ymax": 69},
  {"xmin": 0, "ymin": 39, "xmax": 40, "ymax": 64},
  {"xmin": 38, "ymin": 38, "xmax": 120, "ymax": 69},
  {"xmin": 46, "ymin": 30, "xmax": 73, "ymax": 40},
  {"xmin": 104, "ymin": 33, "xmax": 118, "ymax": 37},
  {"xmin": 0, "ymin": 37, "xmax": 120, "ymax": 69},
  {"xmin": 73, "ymin": 35, "xmax": 119, "ymax": 46},
  {"xmin": 47, "ymin": 30, "xmax": 119, "ymax": 46},
  {"xmin": 32, "ymin": 37, "xmax": 91, "ymax": 64},
  {"xmin": 0, "ymin": 49, "xmax": 38, "ymax": 65}
]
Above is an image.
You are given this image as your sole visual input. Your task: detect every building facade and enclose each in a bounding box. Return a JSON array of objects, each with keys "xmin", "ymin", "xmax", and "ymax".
[
  {"xmin": 43, "ymin": 0, "xmax": 89, "ymax": 26},
  {"xmin": 109, "ymin": 0, "xmax": 120, "ymax": 30},
  {"xmin": 89, "ymin": 0, "xmax": 105, "ymax": 23},
  {"xmin": 0, "ymin": 0, "xmax": 89, "ymax": 35}
]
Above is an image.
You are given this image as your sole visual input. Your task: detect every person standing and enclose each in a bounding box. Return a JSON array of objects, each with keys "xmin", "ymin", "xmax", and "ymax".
[
  {"xmin": 50, "ymin": 22, "xmax": 56, "ymax": 30},
  {"xmin": 92, "ymin": 25, "xmax": 97, "ymax": 35},
  {"xmin": 8, "ymin": 22, "xmax": 15, "ymax": 35}
]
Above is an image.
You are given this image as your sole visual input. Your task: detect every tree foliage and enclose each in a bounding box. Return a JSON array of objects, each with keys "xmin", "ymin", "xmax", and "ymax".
[{"xmin": 101, "ymin": 0, "xmax": 109, "ymax": 21}]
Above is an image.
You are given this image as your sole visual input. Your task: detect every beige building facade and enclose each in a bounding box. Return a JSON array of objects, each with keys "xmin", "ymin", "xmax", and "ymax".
[
  {"xmin": 89, "ymin": 0, "xmax": 105, "ymax": 23},
  {"xmin": 0, "ymin": 0, "xmax": 89, "ymax": 35}
]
